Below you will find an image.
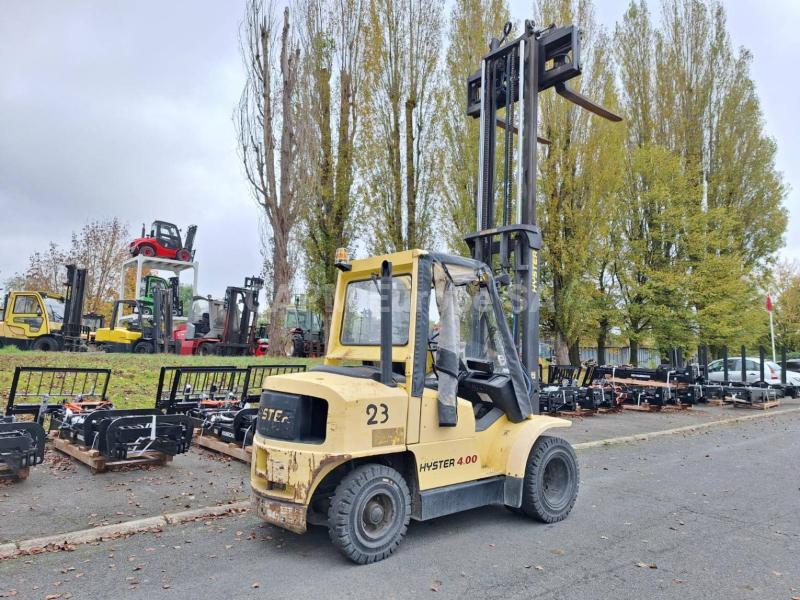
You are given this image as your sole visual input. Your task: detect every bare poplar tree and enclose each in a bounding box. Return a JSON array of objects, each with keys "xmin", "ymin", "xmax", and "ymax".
[
  {"xmin": 297, "ymin": 0, "xmax": 366, "ymax": 342},
  {"xmin": 236, "ymin": 0, "xmax": 303, "ymax": 356}
]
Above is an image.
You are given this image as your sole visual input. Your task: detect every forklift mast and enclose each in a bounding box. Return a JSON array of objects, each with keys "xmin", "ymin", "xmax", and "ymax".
[
  {"xmin": 183, "ymin": 225, "xmax": 198, "ymax": 260},
  {"xmin": 152, "ymin": 288, "xmax": 174, "ymax": 353},
  {"xmin": 168, "ymin": 276, "xmax": 183, "ymax": 316},
  {"xmin": 464, "ymin": 21, "xmax": 620, "ymax": 407},
  {"xmin": 62, "ymin": 264, "xmax": 87, "ymax": 348},
  {"xmin": 219, "ymin": 277, "xmax": 263, "ymax": 353}
]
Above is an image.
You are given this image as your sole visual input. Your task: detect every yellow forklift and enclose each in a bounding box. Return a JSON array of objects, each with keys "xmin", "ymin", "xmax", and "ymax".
[
  {"xmin": 94, "ymin": 289, "xmax": 174, "ymax": 353},
  {"xmin": 0, "ymin": 265, "xmax": 87, "ymax": 351},
  {"xmin": 249, "ymin": 20, "xmax": 619, "ymax": 563}
]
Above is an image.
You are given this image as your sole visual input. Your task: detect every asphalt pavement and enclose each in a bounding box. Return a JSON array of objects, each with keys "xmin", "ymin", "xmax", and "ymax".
[
  {"xmin": 3, "ymin": 397, "xmax": 797, "ymax": 546},
  {"xmin": 2, "ymin": 410, "xmax": 798, "ymax": 599},
  {"xmin": 0, "ymin": 447, "xmax": 250, "ymax": 544}
]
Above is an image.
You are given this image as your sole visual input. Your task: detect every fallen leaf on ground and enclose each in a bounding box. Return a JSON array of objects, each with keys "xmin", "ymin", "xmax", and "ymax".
[{"xmin": 635, "ymin": 562, "xmax": 657, "ymax": 569}]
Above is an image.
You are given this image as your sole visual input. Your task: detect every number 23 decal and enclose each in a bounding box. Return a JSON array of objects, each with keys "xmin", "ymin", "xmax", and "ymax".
[{"xmin": 366, "ymin": 403, "xmax": 389, "ymax": 425}]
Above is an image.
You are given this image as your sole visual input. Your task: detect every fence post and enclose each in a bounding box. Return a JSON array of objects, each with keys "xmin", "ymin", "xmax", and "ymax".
[
  {"xmin": 781, "ymin": 345, "xmax": 787, "ymax": 384},
  {"xmin": 741, "ymin": 345, "xmax": 747, "ymax": 383},
  {"xmin": 722, "ymin": 346, "xmax": 729, "ymax": 383}
]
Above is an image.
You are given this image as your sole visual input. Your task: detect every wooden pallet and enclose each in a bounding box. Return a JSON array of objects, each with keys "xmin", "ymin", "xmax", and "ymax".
[
  {"xmin": 549, "ymin": 407, "xmax": 596, "ymax": 418},
  {"xmin": 622, "ymin": 402, "xmax": 691, "ymax": 413},
  {"xmin": 724, "ymin": 398, "xmax": 781, "ymax": 410},
  {"xmin": 48, "ymin": 432, "xmax": 172, "ymax": 473},
  {"xmin": 194, "ymin": 433, "xmax": 253, "ymax": 463},
  {"xmin": 704, "ymin": 398, "xmax": 725, "ymax": 407},
  {"xmin": 608, "ymin": 377, "xmax": 686, "ymax": 390}
]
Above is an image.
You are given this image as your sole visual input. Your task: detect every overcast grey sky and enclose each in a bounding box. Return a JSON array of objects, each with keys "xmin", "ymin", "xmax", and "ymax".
[{"xmin": 0, "ymin": 1, "xmax": 797, "ymax": 298}]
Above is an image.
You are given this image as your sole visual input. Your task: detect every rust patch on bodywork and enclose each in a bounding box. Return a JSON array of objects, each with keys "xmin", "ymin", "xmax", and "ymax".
[
  {"xmin": 293, "ymin": 453, "xmax": 352, "ymax": 503},
  {"xmin": 310, "ymin": 453, "xmax": 352, "ymax": 483},
  {"xmin": 253, "ymin": 494, "xmax": 307, "ymax": 534}
]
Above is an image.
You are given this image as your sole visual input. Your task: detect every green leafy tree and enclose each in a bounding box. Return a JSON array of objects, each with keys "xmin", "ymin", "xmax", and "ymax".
[
  {"xmin": 536, "ymin": 0, "xmax": 623, "ymax": 364},
  {"xmin": 769, "ymin": 260, "xmax": 800, "ymax": 352},
  {"xmin": 358, "ymin": 0, "xmax": 444, "ymax": 252},
  {"xmin": 612, "ymin": 0, "xmax": 786, "ymax": 361}
]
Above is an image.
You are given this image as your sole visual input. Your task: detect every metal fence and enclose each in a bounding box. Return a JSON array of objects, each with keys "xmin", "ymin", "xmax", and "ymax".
[{"xmin": 578, "ymin": 346, "xmax": 660, "ymax": 367}]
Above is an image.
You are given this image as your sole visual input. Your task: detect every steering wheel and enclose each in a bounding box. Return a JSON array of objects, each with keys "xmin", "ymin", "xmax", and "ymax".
[
  {"xmin": 428, "ymin": 329, "xmax": 439, "ymax": 351},
  {"xmin": 428, "ymin": 330, "xmax": 470, "ymax": 384},
  {"xmin": 427, "ymin": 330, "xmax": 440, "ymax": 377}
]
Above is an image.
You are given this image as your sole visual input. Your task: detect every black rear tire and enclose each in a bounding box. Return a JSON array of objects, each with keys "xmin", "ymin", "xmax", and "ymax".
[
  {"xmin": 197, "ymin": 343, "xmax": 216, "ymax": 356},
  {"xmin": 32, "ymin": 336, "xmax": 59, "ymax": 352},
  {"xmin": 519, "ymin": 435, "xmax": 579, "ymax": 523},
  {"xmin": 328, "ymin": 464, "xmax": 411, "ymax": 564},
  {"xmin": 133, "ymin": 341, "xmax": 154, "ymax": 354}
]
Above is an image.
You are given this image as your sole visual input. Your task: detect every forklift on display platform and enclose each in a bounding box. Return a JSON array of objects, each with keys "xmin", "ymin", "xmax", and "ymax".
[{"xmin": 249, "ymin": 19, "xmax": 620, "ymax": 563}]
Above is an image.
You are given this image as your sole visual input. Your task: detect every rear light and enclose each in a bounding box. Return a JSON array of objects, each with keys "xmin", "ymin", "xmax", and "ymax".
[{"xmin": 769, "ymin": 367, "xmax": 778, "ymax": 381}]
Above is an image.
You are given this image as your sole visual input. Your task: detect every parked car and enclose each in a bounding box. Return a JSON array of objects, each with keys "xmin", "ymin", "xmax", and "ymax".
[
  {"xmin": 706, "ymin": 357, "xmax": 800, "ymax": 386},
  {"xmin": 785, "ymin": 358, "xmax": 800, "ymax": 372}
]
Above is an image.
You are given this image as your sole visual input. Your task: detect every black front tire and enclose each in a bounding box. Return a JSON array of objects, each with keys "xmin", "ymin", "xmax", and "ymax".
[
  {"xmin": 328, "ymin": 464, "xmax": 411, "ymax": 564},
  {"xmin": 32, "ymin": 336, "xmax": 59, "ymax": 351},
  {"xmin": 520, "ymin": 435, "xmax": 579, "ymax": 523},
  {"xmin": 132, "ymin": 341, "xmax": 154, "ymax": 354}
]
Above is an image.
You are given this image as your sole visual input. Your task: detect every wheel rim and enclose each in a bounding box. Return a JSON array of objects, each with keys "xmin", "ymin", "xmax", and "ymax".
[
  {"xmin": 177, "ymin": 250, "xmax": 190, "ymax": 261},
  {"xmin": 360, "ymin": 493, "xmax": 394, "ymax": 539},
  {"xmin": 284, "ymin": 340, "xmax": 294, "ymax": 357},
  {"xmin": 541, "ymin": 453, "xmax": 572, "ymax": 511},
  {"xmin": 352, "ymin": 483, "xmax": 401, "ymax": 550},
  {"xmin": 141, "ymin": 246, "xmax": 155, "ymax": 257}
]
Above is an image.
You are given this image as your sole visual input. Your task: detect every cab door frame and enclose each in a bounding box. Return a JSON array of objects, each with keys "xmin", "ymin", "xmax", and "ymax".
[{"xmin": 5, "ymin": 293, "xmax": 49, "ymax": 339}]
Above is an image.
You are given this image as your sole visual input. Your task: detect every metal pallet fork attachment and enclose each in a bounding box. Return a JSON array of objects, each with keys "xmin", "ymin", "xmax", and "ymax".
[
  {"xmin": 163, "ymin": 364, "xmax": 307, "ymax": 460},
  {"xmin": 8, "ymin": 366, "xmax": 194, "ymax": 465}
]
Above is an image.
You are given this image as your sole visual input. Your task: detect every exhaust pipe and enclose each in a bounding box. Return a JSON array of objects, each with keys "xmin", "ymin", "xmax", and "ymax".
[{"xmin": 380, "ymin": 260, "xmax": 395, "ymax": 387}]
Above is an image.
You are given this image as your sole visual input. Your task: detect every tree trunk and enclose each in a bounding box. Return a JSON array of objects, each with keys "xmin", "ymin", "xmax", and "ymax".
[
  {"xmin": 555, "ymin": 332, "xmax": 570, "ymax": 365},
  {"xmin": 597, "ymin": 316, "xmax": 609, "ymax": 365},
  {"xmin": 269, "ymin": 226, "xmax": 292, "ymax": 357},
  {"xmin": 390, "ymin": 94, "xmax": 403, "ymax": 249},
  {"xmin": 405, "ymin": 97, "xmax": 416, "ymax": 248},
  {"xmin": 568, "ymin": 340, "xmax": 580, "ymax": 366},
  {"xmin": 629, "ymin": 338, "xmax": 639, "ymax": 367}
]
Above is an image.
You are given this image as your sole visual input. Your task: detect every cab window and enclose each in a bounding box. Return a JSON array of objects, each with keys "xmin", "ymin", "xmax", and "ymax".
[
  {"xmin": 341, "ymin": 275, "xmax": 411, "ymax": 345},
  {"xmin": 157, "ymin": 223, "xmax": 181, "ymax": 249},
  {"xmin": 13, "ymin": 295, "xmax": 40, "ymax": 315}
]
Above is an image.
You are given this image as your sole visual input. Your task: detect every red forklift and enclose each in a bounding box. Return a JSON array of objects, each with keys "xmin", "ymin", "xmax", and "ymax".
[
  {"xmin": 173, "ymin": 277, "xmax": 263, "ymax": 356},
  {"xmin": 129, "ymin": 220, "xmax": 197, "ymax": 262}
]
